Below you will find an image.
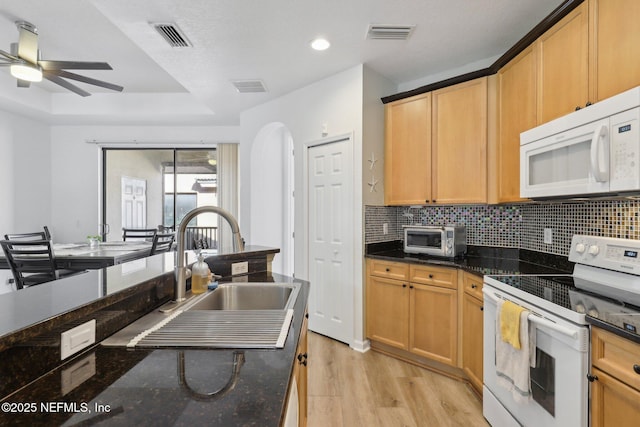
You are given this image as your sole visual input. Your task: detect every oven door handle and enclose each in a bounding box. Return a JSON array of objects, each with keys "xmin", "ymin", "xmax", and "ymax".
[{"xmin": 482, "ymin": 288, "xmax": 579, "ymax": 340}]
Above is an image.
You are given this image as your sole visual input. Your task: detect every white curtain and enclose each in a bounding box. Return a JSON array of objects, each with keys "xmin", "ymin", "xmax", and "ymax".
[{"xmin": 216, "ymin": 143, "xmax": 239, "ymax": 252}]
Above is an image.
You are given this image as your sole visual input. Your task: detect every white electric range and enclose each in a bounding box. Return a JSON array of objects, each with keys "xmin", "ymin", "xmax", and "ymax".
[{"xmin": 482, "ymin": 235, "xmax": 640, "ymax": 427}]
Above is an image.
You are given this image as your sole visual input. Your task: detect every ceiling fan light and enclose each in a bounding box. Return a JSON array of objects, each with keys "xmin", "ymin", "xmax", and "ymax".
[{"xmin": 10, "ymin": 61, "xmax": 42, "ymax": 82}]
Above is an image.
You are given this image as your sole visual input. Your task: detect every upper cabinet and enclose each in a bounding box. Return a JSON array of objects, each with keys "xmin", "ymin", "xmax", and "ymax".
[
  {"xmin": 537, "ymin": 2, "xmax": 589, "ymax": 123},
  {"xmin": 590, "ymin": 0, "xmax": 640, "ymax": 102},
  {"xmin": 385, "ymin": 0, "xmax": 640, "ymax": 206},
  {"xmin": 493, "ymin": 46, "xmax": 537, "ymax": 203},
  {"xmin": 384, "ymin": 93, "xmax": 431, "ymax": 205},
  {"xmin": 432, "ymin": 78, "xmax": 488, "ymax": 204},
  {"xmin": 385, "ymin": 78, "xmax": 487, "ymax": 205}
]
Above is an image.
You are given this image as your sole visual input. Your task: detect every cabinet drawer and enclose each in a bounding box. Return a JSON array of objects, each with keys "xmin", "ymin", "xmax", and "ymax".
[
  {"xmin": 409, "ymin": 264, "xmax": 457, "ymax": 289},
  {"xmin": 368, "ymin": 259, "xmax": 409, "ymax": 281},
  {"xmin": 592, "ymin": 327, "xmax": 640, "ymax": 391},
  {"xmin": 462, "ymin": 273, "xmax": 483, "ymax": 299}
]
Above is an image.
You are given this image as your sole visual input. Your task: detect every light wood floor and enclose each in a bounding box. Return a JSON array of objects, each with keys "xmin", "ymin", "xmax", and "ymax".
[{"xmin": 307, "ymin": 332, "xmax": 489, "ymax": 427}]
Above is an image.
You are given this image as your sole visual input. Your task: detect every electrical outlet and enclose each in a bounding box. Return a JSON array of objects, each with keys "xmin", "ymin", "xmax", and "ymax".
[
  {"xmin": 231, "ymin": 261, "xmax": 249, "ymax": 275},
  {"xmin": 544, "ymin": 228, "xmax": 553, "ymax": 244},
  {"xmin": 383, "ymin": 223, "xmax": 388, "ymax": 235},
  {"xmin": 61, "ymin": 319, "xmax": 96, "ymax": 360}
]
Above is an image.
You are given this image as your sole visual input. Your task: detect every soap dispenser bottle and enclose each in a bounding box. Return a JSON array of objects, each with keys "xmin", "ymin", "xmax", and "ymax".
[{"xmin": 191, "ymin": 252, "xmax": 211, "ymax": 294}]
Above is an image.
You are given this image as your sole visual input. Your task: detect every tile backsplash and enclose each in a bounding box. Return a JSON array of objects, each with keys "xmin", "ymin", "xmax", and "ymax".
[{"xmin": 365, "ymin": 199, "xmax": 640, "ymax": 256}]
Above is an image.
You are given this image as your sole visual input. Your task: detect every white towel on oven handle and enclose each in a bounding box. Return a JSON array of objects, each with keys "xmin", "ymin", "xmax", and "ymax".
[{"xmin": 495, "ymin": 299, "xmax": 537, "ymax": 402}]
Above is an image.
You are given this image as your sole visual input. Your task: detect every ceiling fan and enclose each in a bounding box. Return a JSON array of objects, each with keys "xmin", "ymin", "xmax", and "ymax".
[{"xmin": 0, "ymin": 21, "xmax": 123, "ymax": 97}]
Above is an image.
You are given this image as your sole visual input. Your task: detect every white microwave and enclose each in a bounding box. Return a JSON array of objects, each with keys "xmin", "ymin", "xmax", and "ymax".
[{"xmin": 521, "ymin": 86, "xmax": 640, "ymax": 199}]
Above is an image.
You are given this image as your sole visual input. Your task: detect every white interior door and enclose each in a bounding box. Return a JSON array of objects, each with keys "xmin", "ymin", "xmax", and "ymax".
[
  {"xmin": 121, "ymin": 177, "xmax": 147, "ymax": 228},
  {"xmin": 307, "ymin": 136, "xmax": 353, "ymax": 344}
]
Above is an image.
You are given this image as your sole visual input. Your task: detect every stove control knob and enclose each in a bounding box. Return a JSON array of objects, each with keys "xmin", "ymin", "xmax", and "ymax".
[
  {"xmin": 575, "ymin": 303, "xmax": 586, "ymax": 314},
  {"xmin": 575, "ymin": 243, "xmax": 586, "ymax": 254},
  {"xmin": 588, "ymin": 245, "xmax": 600, "ymax": 256},
  {"xmin": 588, "ymin": 307, "xmax": 599, "ymax": 318}
]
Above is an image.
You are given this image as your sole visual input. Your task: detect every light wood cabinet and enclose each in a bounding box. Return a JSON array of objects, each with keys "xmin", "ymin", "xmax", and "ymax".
[
  {"xmin": 366, "ymin": 273, "xmax": 410, "ymax": 349},
  {"xmin": 384, "ymin": 93, "xmax": 432, "ymax": 205},
  {"xmin": 537, "ymin": 2, "xmax": 589, "ymax": 123},
  {"xmin": 461, "ymin": 273, "xmax": 483, "ymax": 394},
  {"xmin": 432, "ymin": 77, "xmax": 488, "ymax": 204},
  {"xmin": 384, "ymin": 78, "xmax": 487, "ymax": 205},
  {"xmin": 366, "ymin": 259, "xmax": 458, "ymax": 367},
  {"xmin": 589, "ymin": 0, "xmax": 640, "ymax": 103},
  {"xmin": 286, "ymin": 310, "xmax": 308, "ymax": 427},
  {"xmin": 590, "ymin": 327, "xmax": 640, "ymax": 427},
  {"xmin": 493, "ymin": 45, "xmax": 537, "ymax": 203},
  {"xmin": 410, "ymin": 281, "xmax": 457, "ymax": 365}
]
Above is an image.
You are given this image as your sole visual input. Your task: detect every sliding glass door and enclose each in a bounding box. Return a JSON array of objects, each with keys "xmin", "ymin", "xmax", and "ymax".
[{"xmin": 102, "ymin": 146, "xmax": 237, "ymax": 250}]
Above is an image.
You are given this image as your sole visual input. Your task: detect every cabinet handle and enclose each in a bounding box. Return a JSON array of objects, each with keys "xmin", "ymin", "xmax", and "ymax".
[
  {"xmin": 480, "ymin": 307, "xmax": 484, "ymax": 311},
  {"xmin": 428, "ymin": 274, "xmax": 433, "ymax": 279},
  {"xmin": 575, "ymin": 106, "xmax": 581, "ymax": 111},
  {"xmin": 471, "ymin": 284, "xmax": 477, "ymax": 289},
  {"xmin": 587, "ymin": 374, "xmax": 599, "ymax": 382},
  {"xmin": 402, "ymin": 284, "xmax": 407, "ymax": 288},
  {"xmin": 432, "ymin": 200, "xmax": 436, "ymax": 203},
  {"xmin": 586, "ymin": 101, "xmax": 592, "ymax": 107},
  {"xmin": 409, "ymin": 285, "xmax": 414, "ymax": 289},
  {"xmin": 385, "ymin": 268, "xmax": 390, "ymax": 272},
  {"xmin": 634, "ymin": 364, "xmax": 640, "ymax": 375}
]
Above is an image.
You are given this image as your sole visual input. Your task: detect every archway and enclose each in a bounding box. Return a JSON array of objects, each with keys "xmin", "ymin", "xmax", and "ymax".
[{"xmin": 250, "ymin": 123, "xmax": 294, "ymax": 276}]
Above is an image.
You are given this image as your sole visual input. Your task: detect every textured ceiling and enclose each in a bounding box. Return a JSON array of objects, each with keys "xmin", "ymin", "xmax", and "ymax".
[{"xmin": 0, "ymin": 0, "xmax": 565, "ymax": 125}]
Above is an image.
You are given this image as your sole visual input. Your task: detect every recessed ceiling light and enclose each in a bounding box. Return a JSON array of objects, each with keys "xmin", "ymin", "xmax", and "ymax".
[{"xmin": 310, "ymin": 38, "xmax": 330, "ymax": 51}]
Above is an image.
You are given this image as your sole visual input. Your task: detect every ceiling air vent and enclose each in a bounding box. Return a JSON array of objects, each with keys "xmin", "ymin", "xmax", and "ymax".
[
  {"xmin": 231, "ymin": 79, "xmax": 267, "ymax": 93},
  {"xmin": 366, "ymin": 24, "xmax": 415, "ymax": 40},
  {"xmin": 152, "ymin": 22, "xmax": 192, "ymax": 48}
]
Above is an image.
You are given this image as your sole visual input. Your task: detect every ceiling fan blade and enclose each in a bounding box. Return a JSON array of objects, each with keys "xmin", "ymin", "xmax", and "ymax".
[
  {"xmin": 39, "ymin": 60, "xmax": 112, "ymax": 71},
  {"xmin": 17, "ymin": 79, "xmax": 30, "ymax": 88},
  {"xmin": 16, "ymin": 21, "xmax": 38, "ymax": 64},
  {"xmin": 44, "ymin": 73, "xmax": 91, "ymax": 97},
  {"xmin": 46, "ymin": 70, "xmax": 123, "ymax": 92},
  {"xmin": 0, "ymin": 49, "xmax": 19, "ymax": 61}
]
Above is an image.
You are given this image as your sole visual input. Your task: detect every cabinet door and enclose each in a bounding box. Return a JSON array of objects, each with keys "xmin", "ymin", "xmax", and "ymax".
[
  {"xmin": 384, "ymin": 93, "xmax": 432, "ymax": 205},
  {"xmin": 297, "ymin": 313, "xmax": 308, "ymax": 427},
  {"xmin": 591, "ymin": 368, "xmax": 640, "ymax": 427},
  {"xmin": 462, "ymin": 293, "xmax": 483, "ymax": 394},
  {"xmin": 432, "ymin": 77, "xmax": 487, "ymax": 204},
  {"xmin": 495, "ymin": 46, "xmax": 536, "ymax": 203},
  {"xmin": 409, "ymin": 283, "xmax": 457, "ymax": 366},
  {"xmin": 366, "ymin": 275, "xmax": 409, "ymax": 349},
  {"xmin": 590, "ymin": 0, "xmax": 640, "ymax": 101},
  {"xmin": 537, "ymin": 2, "xmax": 589, "ymax": 123}
]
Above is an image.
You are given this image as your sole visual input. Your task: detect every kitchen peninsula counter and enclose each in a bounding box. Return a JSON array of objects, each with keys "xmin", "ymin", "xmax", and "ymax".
[{"xmin": 0, "ymin": 247, "xmax": 308, "ymax": 427}]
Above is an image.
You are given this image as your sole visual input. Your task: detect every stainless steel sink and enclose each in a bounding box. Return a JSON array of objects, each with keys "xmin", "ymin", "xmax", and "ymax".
[
  {"xmin": 101, "ymin": 282, "xmax": 300, "ymax": 349},
  {"xmin": 187, "ymin": 283, "xmax": 296, "ymax": 311}
]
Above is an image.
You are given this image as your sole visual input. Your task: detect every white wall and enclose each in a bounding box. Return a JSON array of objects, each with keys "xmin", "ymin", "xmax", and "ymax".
[
  {"xmin": 49, "ymin": 125, "xmax": 239, "ymax": 242},
  {"xmin": 240, "ymin": 64, "xmax": 396, "ymax": 348},
  {"xmin": 240, "ymin": 65, "xmax": 365, "ymax": 279},
  {"xmin": 0, "ymin": 108, "xmax": 52, "ymax": 237}
]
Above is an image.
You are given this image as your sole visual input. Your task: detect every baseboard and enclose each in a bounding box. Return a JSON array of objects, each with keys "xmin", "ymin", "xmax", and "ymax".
[{"xmin": 350, "ymin": 338, "xmax": 370, "ymax": 353}]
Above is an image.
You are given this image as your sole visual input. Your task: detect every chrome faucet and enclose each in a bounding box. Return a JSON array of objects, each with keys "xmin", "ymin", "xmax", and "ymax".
[{"xmin": 174, "ymin": 206, "xmax": 244, "ymax": 302}]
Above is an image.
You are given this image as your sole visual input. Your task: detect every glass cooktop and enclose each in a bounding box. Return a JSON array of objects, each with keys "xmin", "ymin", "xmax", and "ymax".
[{"xmin": 486, "ymin": 274, "xmax": 640, "ymax": 336}]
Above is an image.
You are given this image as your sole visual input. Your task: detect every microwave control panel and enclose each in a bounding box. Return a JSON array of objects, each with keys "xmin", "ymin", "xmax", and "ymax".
[{"xmin": 610, "ymin": 106, "xmax": 640, "ymax": 191}]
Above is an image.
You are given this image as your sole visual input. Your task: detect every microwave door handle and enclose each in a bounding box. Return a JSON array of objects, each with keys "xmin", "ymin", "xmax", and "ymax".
[{"xmin": 590, "ymin": 124, "xmax": 610, "ymax": 182}]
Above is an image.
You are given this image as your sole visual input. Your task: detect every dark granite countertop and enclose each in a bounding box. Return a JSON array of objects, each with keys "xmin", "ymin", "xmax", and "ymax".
[
  {"xmin": 365, "ymin": 241, "xmax": 573, "ymax": 277},
  {"xmin": 0, "ymin": 247, "xmax": 305, "ymax": 427}
]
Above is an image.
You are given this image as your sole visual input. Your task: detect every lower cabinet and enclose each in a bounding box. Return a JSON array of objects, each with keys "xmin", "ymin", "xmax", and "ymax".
[
  {"xmin": 285, "ymin": 311, "xmax": 308, "ymax": 427},
  {"xmin": 461, "ymin": 271, "xmax": 484, "ymax": 395},
  {"xmin": 590, "ymin": 327, "xmax": 640, "ymax": 427},
  {"xmin": 366, "ymin": 259, "xmax": 458, "ymax": 368}
]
